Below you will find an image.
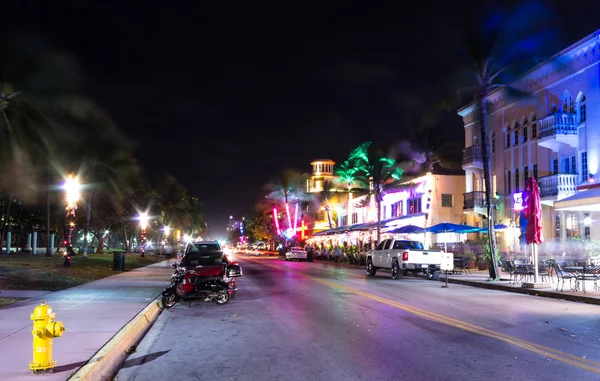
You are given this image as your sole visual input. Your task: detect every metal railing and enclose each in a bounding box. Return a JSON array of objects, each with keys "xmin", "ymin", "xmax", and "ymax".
[
  {"xmin": 463, "ymin": 191, "xmax": 487, "ymax": 210},
  {"xmin": 463, "ymin": 145, "xmax": 483, "ymax": 165}
]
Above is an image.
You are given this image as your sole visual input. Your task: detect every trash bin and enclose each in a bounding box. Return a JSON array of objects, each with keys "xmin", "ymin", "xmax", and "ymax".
[{"xmin": 112, "ymin": 252, "xmax": 125, "ymax": 271}]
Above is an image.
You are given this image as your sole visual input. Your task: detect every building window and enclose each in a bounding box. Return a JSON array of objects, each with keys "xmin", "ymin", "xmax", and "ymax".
[
  {"xmin": 563, "ymin": 96, "xmax": 574, "ymax": 113},
  {"xmin": 531, "ymin": 115, "xmax": 537, "ymax": 138},
  {"xmin": 441, "ymin": 194, "xmax": 453, "ymax": 208},
  {"xmin": 553, "ymin": 159, "xmax": 558, "ymax": 175},
  {"xmin": 524, "ymin": 166, "xmax": 529, "ymax": 182},
  {"xmin": 491, "ymin": 132, "xmax": 495, "ymax": 153},
  {"xmin": 533, "ymin": 164, "xmax": 538, "ymax": 181},
  {"xmin": 391, "ymin": 201, "xmax": 403, "ymax": 217},
  {"xmin": 566, "ymin": 213, "xmax": 579, "ymax": 239},
  {"xmin": 523, "ymin": 123, "xmax": 528, "ymax": 142},
  {"xmin": 507, "ymin": 170, "xmax": 512, "ymax": 194},
  {"xmin": 564, "ymin": 157, "xmax": 570, "ymax": 173},
  {"xmin": 579, "ymin": 95, "xmax": 587, "ymax": 123},
  {"xmin": 341, "ymin": 215, "xmax": 348, "ymax": 226},
  {"xmin": 492, "ymin": 175, "xmax": 497, "ymax": 195},
  {"xmin": 555, "ymin": 214, "xmax": 560, "ymax": 238},
  {"xmin": 584, "ymin": 213, "xmax": 591, "ymax": 240},
  {"xmin": 515, "ymin": 168, "xmax": 520, "ymax": 191},
  {"xmin": 408, "ymin": 198, "xmax": 422, "ymax": 214},
  {"xmin": 506, "ymin": 132, "xmax": 510, "ymax": 148},
  {"xmin": 582, "ymin": 151, "xmax": 588, "ymax": 182},
  {"xmin": 513, "ymin": 130, "xmax": 518, "ymax": 146},
  {"xmin": 352, "ymin": 212, "xmax": 358, "ymax": 224},
  {"xmin": 571, "ymin": 156, "xmax": 576, "ymax": 174}
]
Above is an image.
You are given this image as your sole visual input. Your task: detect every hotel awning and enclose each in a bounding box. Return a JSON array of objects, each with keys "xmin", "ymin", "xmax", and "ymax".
[{"xmin": 554, "ymin": 187, "xmax": 600, "ymax": 211}]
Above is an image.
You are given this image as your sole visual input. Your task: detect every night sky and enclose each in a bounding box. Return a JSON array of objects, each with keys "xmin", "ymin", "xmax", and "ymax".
[{"xmin": 5, "ymin": 1, "xmax": 598, "ymax": 238}]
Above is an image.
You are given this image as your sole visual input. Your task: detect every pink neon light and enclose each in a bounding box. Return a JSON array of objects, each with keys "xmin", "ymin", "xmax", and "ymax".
[
  {"xmin": 293, "ymin": 203, "xmax": 299, "ymax": 232},
  {"xmin": 273, "ymin": 207, "xmax": 281, "ymax": 235},
  {"xmin": 285, "ymin": 203, "xmax": 292, "ymax": 231}
]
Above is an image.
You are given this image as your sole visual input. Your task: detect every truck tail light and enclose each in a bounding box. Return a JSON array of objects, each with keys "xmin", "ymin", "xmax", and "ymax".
[{"xmin": 402, "ymin": 251, "xmax": 408, "ymax": 261}]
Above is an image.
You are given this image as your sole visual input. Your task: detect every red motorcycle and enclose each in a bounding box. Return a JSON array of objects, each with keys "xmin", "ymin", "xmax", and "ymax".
[{"xmin": 162, "ymin": 251, "xmax": 242, "ymax": 308}]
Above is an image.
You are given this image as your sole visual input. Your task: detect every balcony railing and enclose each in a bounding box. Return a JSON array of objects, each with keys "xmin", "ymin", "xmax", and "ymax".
[
  {"xmin": 463, "ymin": 191, "xmax": 487, "ymax": 210},
  {"xmin": 539, "ymin": 173, "xmax": 577, "ymax": 199},
  {"xmin": 538, "ymin": 112, "xmax": 577, "ymax": 138},
  {"xmin": 462, "ymin": 145, "xmax": 483, "ymax": 168}
]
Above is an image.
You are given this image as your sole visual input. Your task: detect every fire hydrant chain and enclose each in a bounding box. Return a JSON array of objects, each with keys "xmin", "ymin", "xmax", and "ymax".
[{"xmin": 29, "ymin": 300, "xmax": 65, "ymax": 373}]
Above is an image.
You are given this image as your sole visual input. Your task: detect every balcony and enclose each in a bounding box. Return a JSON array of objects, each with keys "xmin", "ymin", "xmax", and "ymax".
[
  {"xmin": 537, "ymin": 112, "xmax": 578, "ymax": 152},
  {"xmin": 463, "ymin": 191, "xmax": 487, "ymax": 216},
  {"xmin": 539, "ymin": 173, "xmax": 577, "ymax": 205},
  {"xmin": 462, "ymin": 145, "xmax": 483, "ymax": 171}
]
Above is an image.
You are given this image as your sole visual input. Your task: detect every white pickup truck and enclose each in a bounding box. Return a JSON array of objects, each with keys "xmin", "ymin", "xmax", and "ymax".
[{"xmin": 366, "ymin": 239, "xmax": 450, "ymax": 280}]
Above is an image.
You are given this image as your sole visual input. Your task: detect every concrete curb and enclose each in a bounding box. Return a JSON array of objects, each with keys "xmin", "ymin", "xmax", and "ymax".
[
  {"xmin": 68, "ymin": 297, "xmax": 164, "ymax": 381},
  {"xmin": 438, "ymin": 276, "xmax": 600, "ymax": 306}
]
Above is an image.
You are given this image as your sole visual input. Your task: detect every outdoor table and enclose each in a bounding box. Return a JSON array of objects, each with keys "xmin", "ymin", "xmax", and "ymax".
[{"xmin": 565, "ymin": 266, "xmax": 584, "ymax": 292}]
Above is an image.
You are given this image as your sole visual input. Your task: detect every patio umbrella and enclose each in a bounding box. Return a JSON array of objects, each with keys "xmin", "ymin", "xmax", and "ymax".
[
  {"xmin": 523, "ymin": 177, "xmax": 544, "ymax": 283},
  {"xmin": 389, "ymin": 224, "xmax": 426, "ymax": 234},
  {"xmin": 427, "ymin": 222, "xmax": 481, "ymax": 252}
]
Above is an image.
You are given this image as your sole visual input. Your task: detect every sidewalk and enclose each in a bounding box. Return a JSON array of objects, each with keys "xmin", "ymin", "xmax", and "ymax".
[
  {"xmin": 0, "ymin": 259, "xmax": 174, "ymax": 381},
  {"xmin": 438, "ymin": 269, "xmax": 600, "ymax": 305}
]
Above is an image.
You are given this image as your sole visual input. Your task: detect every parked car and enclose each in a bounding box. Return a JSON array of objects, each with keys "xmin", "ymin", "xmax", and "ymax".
[{"xmin": 285, "ymin": 247, "xmax": 307, "ymax": 261}]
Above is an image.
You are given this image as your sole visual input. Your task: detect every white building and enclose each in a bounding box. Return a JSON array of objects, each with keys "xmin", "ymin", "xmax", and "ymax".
[
  {"xmin": 459, "ymin": 30, "xmax": 600, "ymax": 248},
  {"xmin": 309, "ymin": 172, "xmax": 466, "ymax": 248}
]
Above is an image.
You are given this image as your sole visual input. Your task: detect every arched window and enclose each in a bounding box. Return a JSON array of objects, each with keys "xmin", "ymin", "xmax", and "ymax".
[
  {"xmin": 530, "ymin": 114, "xmax": 537, "ymax": 138},
  {"xmin": 505, "ymin": 124, "xmax": 510, "ymax": 148},
  {"xmin": 521, "ymin": 117, "xmax": 528, "ymax": 143},
  {"xmin": 512, "ymin": 121, "xmax": 519, "ymax": 146},
  {"xmin": 578, "ymin": 94, "xmax": 586, "ymax": 123},
  {"xmin": 551, "ymin": 104, "xmax": 558, "ymax": 113},
  {"xmin": 561, "ymin": 91, "xmax": 574, "ymax": 113}
]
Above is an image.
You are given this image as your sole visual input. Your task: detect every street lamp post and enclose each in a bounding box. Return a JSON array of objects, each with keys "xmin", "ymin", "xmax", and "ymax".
[
  {"xmin": 139, "ymin": 212, "xmax": 149, "ymax": 257},
  {"xmin": 63, "ymin": 174, "xmax": 81, "ymax": 259}
]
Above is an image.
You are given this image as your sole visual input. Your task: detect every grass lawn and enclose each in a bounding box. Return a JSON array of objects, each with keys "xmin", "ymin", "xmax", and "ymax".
[
  {"xmin": 0, "ymin": 297, "xmax": 26, "ymax": 307},
  {"xmin": 0, "ymin": 253, "xmax": 158, "ymax": 291}
]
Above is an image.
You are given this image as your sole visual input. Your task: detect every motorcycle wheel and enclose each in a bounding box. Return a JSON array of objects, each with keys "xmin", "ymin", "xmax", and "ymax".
[
  {"xmin": 215, "ymin": 291, "xmax": 230, "ymax": 305},
  {"xmin": 162, "ymin": 293, "xmax": 178, "ymax": 309}
]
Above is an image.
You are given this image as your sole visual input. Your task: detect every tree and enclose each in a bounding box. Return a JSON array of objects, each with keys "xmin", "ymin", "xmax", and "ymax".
[
  {"xmin": 349, "ymin": 142, "xmax": 403, "ymax": 243},
  {"xmin": 335, "ymin": 160, "xmax": 359, "ymax": 226},
  {"xmin": 246, "ymin": 213, "xmax": 277, "ymax": 248},
  {"xmin": 264, "ymin": 169, "xmax": 309, "ymax": 238},
  {"xmin": 452, "ymin": 1, "xmax": 558, "ymax": 279}
]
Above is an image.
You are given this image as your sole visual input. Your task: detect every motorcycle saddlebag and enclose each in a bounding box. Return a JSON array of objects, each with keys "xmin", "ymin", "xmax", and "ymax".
[{"xmin": 226, "ymin": 264, "xmax": 243, "ymax": 277}]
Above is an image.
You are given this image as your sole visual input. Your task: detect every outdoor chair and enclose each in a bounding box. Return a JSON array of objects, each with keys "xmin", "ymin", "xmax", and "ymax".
[{"xmin": 552, "ymin": 263, "xmax": 576, "ymax": 292}]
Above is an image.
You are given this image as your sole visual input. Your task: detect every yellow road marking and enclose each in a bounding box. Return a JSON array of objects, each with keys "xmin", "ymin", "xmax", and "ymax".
[{"xmin": 262, "ymin": 260, "xmax": 600, "ymax": 374}]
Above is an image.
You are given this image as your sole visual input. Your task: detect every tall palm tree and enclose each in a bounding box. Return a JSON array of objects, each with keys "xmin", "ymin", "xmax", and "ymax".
[
  {"xmin": 334, "ymin": 160, "xmax": 359, "ymax": 226},
  {"xmin": 264, "ymin": 169, "xmax": 308, "ymax": 237},
  {"xmin": 454, "ymin": 1, "xmax": 558, "ymax": 279},
  {"xmin": 350, "ymin": 142, "xmax": 403, "ymax": 243}
]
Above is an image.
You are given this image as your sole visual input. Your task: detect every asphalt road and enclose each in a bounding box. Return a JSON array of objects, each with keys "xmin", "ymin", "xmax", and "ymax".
[{"xmin": 116, "ymin": 255, "xmax": 600, "ymax": 381}]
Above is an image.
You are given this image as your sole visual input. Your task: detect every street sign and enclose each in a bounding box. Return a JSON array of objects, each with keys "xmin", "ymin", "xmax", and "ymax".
[{"xmin": 440, "ymin": 252, "xmax": 454, "ymax": 271}]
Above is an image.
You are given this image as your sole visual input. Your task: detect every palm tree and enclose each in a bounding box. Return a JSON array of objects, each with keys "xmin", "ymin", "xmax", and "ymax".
[
  {"xmin": 334, "ymin": 160, "xmax": 358, "ymax": 227},
  {"xmin": 350, "ymin": 142, "xmax": 403, "ymax": 243},
  {"xmin": 264, "ymin": 169, "xmax": 308, "ymax": 237},
  {"xmin": 154, "ymin": 174, "xmax": 192, "ymax": 234},
  {"xmin": 412, "ymin": 117, "xmax": 463, "ymax": 172},
  {"xmin": 454, "ymin": 1, "xmax": 558, "ymax": 279}
]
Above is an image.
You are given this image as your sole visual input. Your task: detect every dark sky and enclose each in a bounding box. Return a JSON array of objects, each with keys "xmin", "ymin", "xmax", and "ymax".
[{"xmin": 5, "ymin": 1, "xmax": 598, "ymax": 238}]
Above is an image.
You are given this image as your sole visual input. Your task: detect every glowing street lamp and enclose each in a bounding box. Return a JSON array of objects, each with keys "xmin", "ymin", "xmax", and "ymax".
[
  {"xmin": 138, "ymin": 212, "xmax": 149, "ymax": 257},
  {"xmin": 62, "ymin": 174, "xmax": 81, "ymax": 257}
]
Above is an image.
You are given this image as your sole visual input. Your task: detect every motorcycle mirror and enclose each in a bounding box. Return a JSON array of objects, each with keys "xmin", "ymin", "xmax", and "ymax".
[{"xmin": 171, "ymin": 263, "xmax": 177, "ymax": 269}]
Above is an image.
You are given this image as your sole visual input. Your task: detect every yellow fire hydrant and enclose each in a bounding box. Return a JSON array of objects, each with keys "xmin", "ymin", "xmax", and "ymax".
[{"xmin": 29, "ymin": 301, "xmax": 65, "ymax": 373}]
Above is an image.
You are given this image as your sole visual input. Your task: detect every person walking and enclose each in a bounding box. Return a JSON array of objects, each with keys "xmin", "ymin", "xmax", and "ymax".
[{"xmin": 334, "ymin": 246, "xmax": 341, "ymax": 264}]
